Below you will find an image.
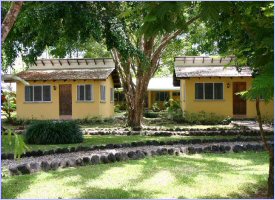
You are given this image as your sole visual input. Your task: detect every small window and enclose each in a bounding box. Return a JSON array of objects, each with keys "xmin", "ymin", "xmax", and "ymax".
[
  {"xmin": 77, "ymin": 84, "xmax": 93, "ymax": 101},
  {"xmin": 195, "ymin": 83, "xmax": 204, "ymax": 99},
  {"xmin": 100, "ymin": 85, "xmax": 106, "ymax": 102},
  {"xmin": 195, "ymin": 83, "xmax": 223, "ymax": 100},
  {"xmin": 85, "ymin": 85, "xmax": 92, "ymax": 101},
  {"xmin": 25, "ymin": 85, "xmax": 51, "ymax": 102},
  {"xmin": 25, "ymin": 86, "xmax": 33, "ymax": 102},
  {"xmin": 214, "ymin": 83, "xmax": 223, "ymax": 99},
  {"xmin": 155, "ymin": 92, "xmax": 169, "ymax": 101},
  {"xmin": 110, "ymin": 88, "xmax": 114, "ymax": 102},
  {"xmin": 34, "ymin": 86, "xmax": 42, "ymax": 101},
  {"xmin": 43, "ymin": 86, "xmax": 51, "ymax": 101},
  {"xmin": 205, "ymin": 83, "xmax": 213, "ymax": 99}
]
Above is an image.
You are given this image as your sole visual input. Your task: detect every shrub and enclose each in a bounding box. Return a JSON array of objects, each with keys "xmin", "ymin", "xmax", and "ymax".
[
  {"xmin": 167, "ymin": 100, "xmax": 184, "ymax": 123},
  {"xmin": 25, "ymin": 120, "xmax": 83, "ymax": 144},
  {"xmin": 144, "ymin": 111, "xmax": 159, "ymax": 118},
  {"xmin": 262, "ymin": 115, "xmax": 274, "ymax": 125},
  {"xmin": 152, "ymin": 102, "xmax": 161, "ymax": 112},
  {"xmin": 115, "ymin": 103, "xmax": 127, "ymax": 112},
  {"xmin": 75, "ymin": 116, "xmax": 115, "ymax": 125},
  {"xmin": 184, "ymin": 111, "xmax": 227, "ymax": 125},
  {"xmin": 1, "ymin": 91, "xmax": 16, "ymax": 123}
]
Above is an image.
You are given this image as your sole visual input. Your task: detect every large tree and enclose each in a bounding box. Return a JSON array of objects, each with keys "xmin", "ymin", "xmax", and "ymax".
[
  {"xmin": 197, "ymin": 2, "xmax": 274, "ymax": 197},
  {"xmin": 2, "ymin": 1, "xmax": 202, "ymax": 129},
  {"xmin": 1, "ymin": 1, "xmax": 23, "ymax": 44}
]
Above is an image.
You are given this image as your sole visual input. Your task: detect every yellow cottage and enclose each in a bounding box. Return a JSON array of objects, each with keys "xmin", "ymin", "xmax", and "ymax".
[
  {"xmin": 7, "ymin": 58, "xmax": 121, "ymax": 120},
  {"xmin": 114, "ymin": 77, "xmax": 180, "ymax": 109},
  {"xmin": 146, "ymin": 77, "xmax": 180, "ymax": 109},
  {"xmin": 173, "ymin": 56, "xmax": 274, "ymax": 118}
]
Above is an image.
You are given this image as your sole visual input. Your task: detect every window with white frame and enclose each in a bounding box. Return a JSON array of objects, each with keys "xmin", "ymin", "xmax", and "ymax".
[
  {"xmin": 25, "ymin": 85, "xmax": 51, "ymax": 102},
  {"xmin": 110, "ymin": 88, "xmax": 114, "ymax": 102},
  {"xmin": 195, "ymin": 83, "xmax": 223, "ymax": 100},
  {"xmin": 100, "ymin": 85, "xmax": 106, "ymax": 102},
  {"xmin": 77, "ymin": 84, "xmax": 93, "ymax": 101}
]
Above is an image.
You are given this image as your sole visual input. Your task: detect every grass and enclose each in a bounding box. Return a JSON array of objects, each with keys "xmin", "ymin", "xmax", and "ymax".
[
  {"xmin": 1, "ymin": 151, "xmax": 269, "ymax": 199},
  {"xmin": 1, "ymin": 134, "xmax": 258, "ymax": 154},
  {"xmin": 2, "ymin": 113, "xmax": 236, "ymax": 129}
]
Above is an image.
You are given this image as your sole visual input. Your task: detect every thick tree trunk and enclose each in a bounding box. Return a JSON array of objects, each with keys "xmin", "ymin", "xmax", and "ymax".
[
  {"xmin": 126, "ymin": 76, "xmax": 150, "ymax": 130},
  {"xmin": 256, "ymin": 98, "xmax": 274, "ymax": 198},
  {"xmin": 1, "ymin": 1, "xmax": 23, "ymax": 44},
  {"xmin": 127, "ymin": 98, "xmax": 144, "ymax": 130}
]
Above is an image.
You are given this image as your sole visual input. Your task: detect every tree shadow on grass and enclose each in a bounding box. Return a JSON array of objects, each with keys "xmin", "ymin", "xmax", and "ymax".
[
  {"xmin": 192, "ymin": 180, "xmax": 268, "ymax": 199},
  {"xmin": 74, "ymin": 187, "xmax": 155, "ymax": 199},
  {"xmin": 2, "ymin": 151, "xmax": 268, "ymax": 199},
  {"xmin": 1, "ymin": 174, "xmax": 36, "ymax": 199}
]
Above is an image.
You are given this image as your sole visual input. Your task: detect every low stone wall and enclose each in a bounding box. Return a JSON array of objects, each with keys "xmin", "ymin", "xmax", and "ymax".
[
  {"xmin": 2, "ymin": 136, "xmax": 272, "ymax": 160},
  {"xmin": 8, "ymin": 142, "xmax": 273, "ymax": 176}
]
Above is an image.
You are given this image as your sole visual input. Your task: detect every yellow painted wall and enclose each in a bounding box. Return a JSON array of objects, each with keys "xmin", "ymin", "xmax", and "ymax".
[
  {"xmin": 180, "ymin": 77, "xmax": 274, "ymax": 118},
  {"xmin": 16, "ymin": 76, "xmax": 115, "ymax": 120}
]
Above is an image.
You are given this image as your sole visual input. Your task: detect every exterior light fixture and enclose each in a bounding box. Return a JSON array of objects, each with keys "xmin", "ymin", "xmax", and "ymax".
[{"xmin": 53, "ymin": 86, "xmax": 56, "ymax": 90}]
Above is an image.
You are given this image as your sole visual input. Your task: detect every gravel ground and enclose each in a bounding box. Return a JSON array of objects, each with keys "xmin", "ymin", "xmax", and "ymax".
[{"xmin": 2, "ymin": 140, "xmax": 270, "ymax": 169}]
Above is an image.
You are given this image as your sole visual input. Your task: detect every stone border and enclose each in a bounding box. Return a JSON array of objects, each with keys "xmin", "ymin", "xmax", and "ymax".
[
  {"xmin": 83, "ymin": 128, "xmax": 273, "ymax": 136},
  {"xmin": 8, "ymin": 142, "xmax": 273, "ymax": 176},
  {"xmin": 2, "ymin": 136, "xmax": 273, "ymax": 160}
]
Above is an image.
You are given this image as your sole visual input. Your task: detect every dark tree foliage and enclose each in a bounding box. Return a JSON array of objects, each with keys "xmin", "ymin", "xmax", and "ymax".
[
  {"xmin": 2, "ymin": 1, "xmax": 202, "ymax": 129},
  {"xmin": 197, "ymin": 2, "xmax": 274, "ymax": 197}
]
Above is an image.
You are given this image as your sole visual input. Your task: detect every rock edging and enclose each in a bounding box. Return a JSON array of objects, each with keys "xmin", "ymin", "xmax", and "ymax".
[
  {"xmin": 8, "ymin": 142, "xmax": 273, "ymax": 176},
  {"xmin": 2, "ymin": 136, "xmax": 273, "ymax": 160}
]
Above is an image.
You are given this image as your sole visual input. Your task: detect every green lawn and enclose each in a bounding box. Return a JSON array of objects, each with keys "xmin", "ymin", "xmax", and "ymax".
[
  {"xmin": 2, "ymin": 152, "xmax": 269, "ymax": 199},
  {"xmin": 2, "ymin": 134, "xmax": 252, "ymax": 154}
]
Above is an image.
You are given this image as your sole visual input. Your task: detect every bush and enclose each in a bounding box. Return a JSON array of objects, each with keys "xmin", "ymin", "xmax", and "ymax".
[
  {"xmin": 75, "ymin": 116, "xmax": 115, "ymax": 125},
  {"xmin": 152, "ymin": 102, "xmax": 161, "ymax": 112},
  {"xmin": 184, "ymin": 111, "xmax": 228, "ymax": 125},
  {"xmin": 25, "ymin": 120, "xmax": 83, "ymax": 144},
  {"xmin": 167, "ymin": 100, "xmax": 184, "ymax": 123},
  {"xmin": 1, "ymin": 91, "xmax": 16, "ymax": 123},
  {"xmin": 144, "ymin": 111, "xmax": 159, "ymax": 118},
  {"xmin": 114, "ymin": 103, "xmax": 127, "ymax": 112}
]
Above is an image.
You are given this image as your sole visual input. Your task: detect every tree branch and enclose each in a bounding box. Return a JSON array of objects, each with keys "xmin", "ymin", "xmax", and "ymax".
[
  {"xmin": 256, "ymin": 98, "xmax": 273, "ymax": 156},
  {"xmin": 152, "ymin": 15, "xmax": 200, "ymax": 62},
  {"xmin": 1, "ymin": 1, "xmax": 23, "ymax": 44}
]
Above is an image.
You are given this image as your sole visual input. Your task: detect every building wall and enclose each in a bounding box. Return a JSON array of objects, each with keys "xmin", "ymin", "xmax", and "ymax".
[
  {"xmin": 16, "ymin": 76, "xmax": 115, "ymax": 120},
  {"xmin": 180, "ymin": 77, "xmax": 274, "ymax": 118},
  {"xmin": 147, "ymin": 90, "xmax": 180, "ymax": 109}
]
